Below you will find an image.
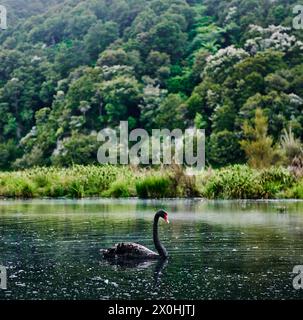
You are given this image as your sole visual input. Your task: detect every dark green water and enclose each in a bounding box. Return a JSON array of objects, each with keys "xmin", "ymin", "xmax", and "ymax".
[{"xmin": 0, "ymin": 199, "xmax": 303, "ymax": 300}]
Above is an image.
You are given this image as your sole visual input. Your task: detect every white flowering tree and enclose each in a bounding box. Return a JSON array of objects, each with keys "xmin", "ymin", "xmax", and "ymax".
[{"xmin": 245, "ymin": 24, "xmax": 303, "ymax": 55}]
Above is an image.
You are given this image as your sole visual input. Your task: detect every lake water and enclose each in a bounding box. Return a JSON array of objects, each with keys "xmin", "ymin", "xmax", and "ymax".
[{"xmin": 0, "ymin": 199, "xmax": 303, "ymax": 300}]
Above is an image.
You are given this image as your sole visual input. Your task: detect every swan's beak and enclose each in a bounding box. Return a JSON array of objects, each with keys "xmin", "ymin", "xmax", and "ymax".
[{"xmin": 165, "ymin": 218, "xmax": 169, "ymax": 224}]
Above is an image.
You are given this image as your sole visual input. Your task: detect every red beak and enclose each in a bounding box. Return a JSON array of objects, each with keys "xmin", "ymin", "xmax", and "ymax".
[{"xmin": 164, "ymin": 214, "xmax": 169, "ymax": 224}]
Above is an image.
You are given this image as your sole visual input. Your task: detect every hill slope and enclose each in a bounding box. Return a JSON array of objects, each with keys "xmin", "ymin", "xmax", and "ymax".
[{"xmin": 0, "ymin": 0, "xmax": 303, "ymax": 169}]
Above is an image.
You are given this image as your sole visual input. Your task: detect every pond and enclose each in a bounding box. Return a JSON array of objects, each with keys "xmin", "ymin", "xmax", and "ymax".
[{"xmin": 0, "ymin": 199, "xmax": 303, "ymax": 300}]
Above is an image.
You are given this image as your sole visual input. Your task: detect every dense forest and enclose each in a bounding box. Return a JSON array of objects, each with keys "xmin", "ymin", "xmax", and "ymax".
[{"xmin": 0, "ymin": 0, "xmax": 303, "ymax": 170}]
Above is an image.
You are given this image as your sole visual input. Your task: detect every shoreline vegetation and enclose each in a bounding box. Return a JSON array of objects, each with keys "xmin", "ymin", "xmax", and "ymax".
[
  {"xmin": 1, "ymin": 1, "xmax": 303, "ymax": 176},
  {"xmin": 1, "ymin": 164, "xmax": 303, "ymax": 200},
  {"xmin": 1, "ymin": 0, "xmax": 303, "ymax": 202}
]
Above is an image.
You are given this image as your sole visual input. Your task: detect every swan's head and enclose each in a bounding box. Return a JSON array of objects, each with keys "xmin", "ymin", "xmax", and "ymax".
[{"xmin": 157, "ymin": 209, "xmax": 169, "ymax": 224}]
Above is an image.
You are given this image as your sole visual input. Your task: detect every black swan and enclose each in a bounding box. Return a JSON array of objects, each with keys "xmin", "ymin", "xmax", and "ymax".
[{"xmin": 101, "ymin": 209, "xmax": 169, "ymax": 260}]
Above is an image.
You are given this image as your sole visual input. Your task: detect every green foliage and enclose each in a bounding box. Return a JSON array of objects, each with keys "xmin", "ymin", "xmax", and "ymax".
[
  {"xmin": 202, "ymin": 165, "xmax": 264, "ymax": 199},
  {"xmin": 85, "ymin": 21, "xmax": 119, "ymax": 60},
  {"xmin": 154, "ymin": 93, "xmax": 187, "ymax": 130},
  {"xmin": 0, "ymin": 166, "xmax": 188, "ymax": 199},
  {"xmin": 258, "ymin": 166, "xmax": 295, "ymax": 197},
  {"xmin": 280, "ymin": 127, "xmax": 303, "ymax": 164},
  {"xmin": 202, "ymin": 165, "xmax": 295, "ymax": 199},
  {"xmin": 0, "ymin": 0, "xmax": 303, "ymax": 171},
  {"xmin": 240, "ymin": 108, "xmax": 282, "ymax": 169},
  {"xmin": 0, "ymin": 165, "xmax": 135, "ymax": 198},
  {"xmin": 283, "ymin": 182, "xmax": 303, "ymax": 199},
  {"xmin": 0, "ymin": 140, "xmax": 21, "ymax": 170},
  {"xmin": 0, "ymin": 164, "xmax": 300, "ymax": 200},
  {"xmin": 209, "ymin": 130, "xmax": 244, "ymax": 167},
  {"xmin": 136, "ymin": 175, "xmax": 175, "ymax": 198},
  {"xmin": 102, "ymin": 74, "xmax": 142, "ymax": 126},
  {"xmin": 51, "ymin": 133, "xmax": 100, "ymax": 167},
  {"xmin": 102, "ymin": 180, "xmax": 135, "ymax": 198}
]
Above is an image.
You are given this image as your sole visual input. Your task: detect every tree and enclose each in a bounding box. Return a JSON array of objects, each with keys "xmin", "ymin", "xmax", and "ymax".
[
  {"xmin": 51, "ymin": 133, "xmax": 99, "ymax": 166},
  {"xmin": 54, "ymin": 41, "xmax": 89, "ymax": 77},
  {"xmin": 2, "ymin": 0, "xmax": 303, "ymax": 169},
  {"xmin": 0, "ymin": 139, "xmax": 21, "ymax": 169},
  {"xmin": 240, "ymin": 108, "xmax": 281, "ymax": 168},
  {"xmin": 101, "ymin": 75, "xmax": 142, "ymax": 127},
  {"xmin": 209, "ymin": 130, "xmax": 244, "ymax": 167},
  {"xmin": 145, "ymin": 50, "xmax": 170, "ymax": 80},
  {"xmin": 139, "ymin": 78, "xmax": 167, "ymax": 131},
  {"xmin": 148, "ymin": 20, "xmax": 187, "ymax": 61},
  {"xmin": 154, "ymin": 93, "xmax": 186, "ymax": 130},
  {"xmin": 84, "ymin": 21, "xmax": 119, "ymax": 60},
  {"xmin": 211, "ymin": 103, "xmax": 236, "ymax": 132}
]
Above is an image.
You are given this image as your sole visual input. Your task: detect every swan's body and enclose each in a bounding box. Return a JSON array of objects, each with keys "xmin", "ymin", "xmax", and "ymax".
[
  {"xmin": 102, "ymin": 242, "xmax": 159, "ymax": 259},
  {"xmin": 101, "ymin": 210, "xmax": 169, "ymax": 260}
]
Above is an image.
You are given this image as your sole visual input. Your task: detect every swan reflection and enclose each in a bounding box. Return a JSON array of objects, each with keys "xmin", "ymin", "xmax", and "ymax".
[{"xmin": 101, "ymin": 257, "xmax": 168, "ymax": 287}]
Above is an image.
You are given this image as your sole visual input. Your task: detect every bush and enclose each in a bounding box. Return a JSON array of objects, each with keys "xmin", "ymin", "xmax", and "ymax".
[
  {"xmin": 169, "ymin": 164, "xmax": 201, "ymax": 197},
  {"xmin": 102, "ymin": 180, "xmax": 135, "ymax": 198},
  {"xmin": 68, "ymin": 180, "xmax": 85, "ymax": 198},
  {"xmin": 257, "ymin": 166, "xmax": 295, "ymax": 197},
  {"xmin": 0, "ymin": 176, "xmax": 36, "ymax": 198},
  {"xmin": 280, "ymin": 127, "xmax": 302, "ymax": 164},
  {"xmin": 33, "ymin": 174, "xmax": 50, "ymax": 188},
  {"xmin": 20, "ymin": 182, "xmax": 35, "ymax": 198},
  {"xmin": 282, "ymin": 181, "xmax": 303, "ymax": 199},
  {"xmin": 51, "ymin": 134, "xmax": 100, "ymax": 166},
  {"xmin": 202, "ymin": 165, "xmax": 264, "ymax": 199},
  {"xmin": 0, "ymin": 165, "xmax": 134, "ymax": 198},
  {"xmin": 202, "ymin": 165, "xmax": 296, "ymax": 199},
  {"xmin": 0, "ymin": 164, "xmax": 299, "ymax": 200},
  {"xmin": 136, "ymin": 175, "xmax": 175, "ymax": 198}
]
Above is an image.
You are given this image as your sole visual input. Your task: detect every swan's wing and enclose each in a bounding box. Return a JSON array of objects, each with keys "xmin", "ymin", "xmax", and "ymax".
[{"xmin": 115, "ymin": 242, "xmax": 159, "ymax": 258}]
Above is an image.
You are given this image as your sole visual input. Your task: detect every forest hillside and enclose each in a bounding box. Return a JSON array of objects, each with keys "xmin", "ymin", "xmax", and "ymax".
[{"xmin": 0, "ymin": 0, "xmax": 303, "ymax": 169}]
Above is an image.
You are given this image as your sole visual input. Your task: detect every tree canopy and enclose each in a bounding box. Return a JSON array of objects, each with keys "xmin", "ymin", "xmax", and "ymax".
[{"xmin": 0, "ymin": 0, "xmax": 303, "ymax": 168}]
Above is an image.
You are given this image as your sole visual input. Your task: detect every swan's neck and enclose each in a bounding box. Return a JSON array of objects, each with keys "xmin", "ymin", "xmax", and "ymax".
[{"xmin": 153, "ymin": 214, "xmax": 168, "ymax": 258}]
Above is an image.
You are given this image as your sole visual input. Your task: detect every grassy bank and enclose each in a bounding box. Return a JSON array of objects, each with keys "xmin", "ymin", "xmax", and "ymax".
[{"xmin": 0, "ymin": 165, "xmax": 303, "ymax": 199}]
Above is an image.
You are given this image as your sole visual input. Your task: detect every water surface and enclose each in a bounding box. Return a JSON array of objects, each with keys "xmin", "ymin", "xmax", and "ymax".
[{"xmin": 1, "ymin": 199, "xmax": 303, "ymax": 300}]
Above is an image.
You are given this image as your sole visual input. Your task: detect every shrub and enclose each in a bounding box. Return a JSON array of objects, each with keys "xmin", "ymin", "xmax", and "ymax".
[
  {"xmin": 0, "ymin": 164, "xmax": 299, "ymax": 200},
  {"xmin": 0, "ymin": 177, "xmax": 36, "ymax": 198},
  {"xmin": 0, "ymin": 165, "xmax": 135, "ymax": 198},
  {"xmin": 202, "ymin": 165, "xmax": 296, "ymax": 199},
  {"xmin": 282, "ymin": 180, "xmax": 303, "ymax": 199},
  {"xmin": 33, "ymin": 174, "xmax": 50, "ymax": 188},
  {"xmin": 257, "ymin": 166, "xmax": 295, "ymax": 197},
  {"xmin": 202, "ymin": 165, "xmax": 264, "ymax": 199},
  {"xmin": 280, "ymin": 127, "xmax": 302, "ymax": 164},
  {"xmin": 169, "ymin": 164, "xmax": 201, "ymax": 197},
  {"xmin": 45, "ymin": 184, "xmax": 68, "ymax": 198},
  {"xmin": 20, "ymin": 182, "xmax": 35, "ymax": 198},
  {"xmin": 136, "ymin": 175, "xmax": 175, "ymax": 198},
  {"xmin": 102, "ymin": 180, "xmax": 134, "ymax": 198},
  {"xmin": 68, "ymin": 180, "xmax": 85, "ymax": 198}
]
